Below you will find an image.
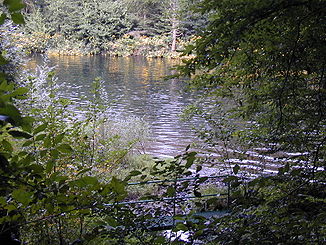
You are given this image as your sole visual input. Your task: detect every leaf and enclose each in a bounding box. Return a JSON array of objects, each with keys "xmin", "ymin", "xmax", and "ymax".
[
  {"xmin": 77, "ymin": 167, "xmax": 92, "ymax": 176},
  {"xmin": 34, "ymin": 123, "xmax": 48, "ymax": 134},
  {"xmin": 110, "ymin": 176, "xmax": 126, "ymax": 195},
  {"xmin": 11, "ymin": 12, "xmax": 24, "ymax": 24},
  {"xmin": 222, "ymin": 175, "xmax": 238, "ymax": 183},
  {"xmin": 233, "ymin": 164, "xmax": 240, "ymax": 174},
  {"xmin": 166, "ymin": 186, "xmax": 176, "ymax": 197},
  {"xmin": 43, "ymin": 136, "xmax": 51, "ymax": 148},
  {"xmin": 82, "ymin": 176, "xmax": 98, "ymax": 186},
  {"xmin": 105, "ymin": 217, "xmax": 118, "ymax": 227},
  {"xmin": 0, "ymin": 14, "xmax": 6, "ymax": 25},
  {"xmin": 8, "ymin": 2, "xmax": 25, "ymax": 12},
  {"xmin": 57, "ymin": 144, "xmax": 73, "ymax": 153},
  {"xmin": 0, "ymin": 196, "xmax": 6, "ymax": 206},
  {"xmin": 175, "ymin": 223, "xmax": 188, "ymax": 231},
  {"xmin": 129, "ymin": 170, "xmax": 142, "ymax": 176},
  {"xmin": 12, "ymin": 189, "xmax": 33, "ymax": 206},
  {"xmin": 28, "ymin": 164, "xmax": 44, "ymax": 174},
  {"xmin": 54, "ymin": 133, "xmax": 65, "ymax": 144},
  {"xmin": 2, "ymin": 140, "xmax": 13, "ymax": 152},
  {"xmin": 35, "ymin": 133, "xmax": 46, "ymax": 141},
  {"xmin": 0, "ymin": 104, "xmax": 22, "ymax": 125},
  {"xmin": 185, "ymin": 151, "xmax": 197, "ymax": 168},
  {"xmin": 197, "ymin": 177, "xmax": 208, "ymax": 184},
  {"xmin": 46, "ymin": 161, "xmax": 54, "ymax": 173},
  {"xmin": 154, "ymin": 236, "xmax": 166, "ymax": 244},
  {"xmin": 194, "ymin": 229, "xmax": 204, "ymax": 237},
  {"xmin": 0, "ymin": 54, "xmax": 8, "ymax": 65},
  {"xmin": 50, "ymin": 149, "xmax": 59, "ymax": 159},
  {"xmin": 194, "ymin": 190, "xmax": 202, "ymax": 197},
  {"xmin": 11, "ymin": 87, "xmax": 28, "ymax": 97},
  {"xmin": 8, "ymin": 130, "xmax": 32, "ymax": 139},
  {"xmin": 22, "ymin": 140, "xmax": 33, "ymax": 147}
]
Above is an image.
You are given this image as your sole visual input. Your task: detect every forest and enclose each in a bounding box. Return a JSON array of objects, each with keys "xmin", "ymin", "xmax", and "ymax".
[
  {"xmin": 12, "ymin": 0, "xmax": 206, "ymax": 56},
  {"xmin": 0, "ymin": 0, "xmax": 325, "ymax": 244}
]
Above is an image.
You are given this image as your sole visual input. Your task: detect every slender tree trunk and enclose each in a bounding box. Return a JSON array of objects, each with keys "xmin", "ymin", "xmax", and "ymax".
[
  {"xmin": 171, "ymin": 20, "xmax": 177, "ymax": 52},
  {"xmin": 170, "ymin": 0, "xmax": 179, "ymax": 52}
]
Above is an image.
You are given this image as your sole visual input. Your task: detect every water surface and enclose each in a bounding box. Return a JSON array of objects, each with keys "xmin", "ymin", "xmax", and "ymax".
[{"xmin": 30, "ymin": 55, "xmax": 197, "ymax": 157}]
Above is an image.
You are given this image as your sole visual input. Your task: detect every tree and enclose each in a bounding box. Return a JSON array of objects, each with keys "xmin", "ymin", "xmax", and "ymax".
[
  {"xmin": 177, "ymin": 0, "xmax": 326, "ymax": 243},
  {"xmin": 181, "ymin": 0, "xmax": 325, "ymax": 168}
]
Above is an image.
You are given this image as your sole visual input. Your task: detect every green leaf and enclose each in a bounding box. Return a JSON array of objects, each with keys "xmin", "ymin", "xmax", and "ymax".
[
  {"xmin": 2, "ymin": 140, "xmax": 13, "ymax": 152},
  {"xmin": 54, "ymin": 133, "xmax": 65, "ymax": 144},
  {"xmin": 12, "ymin": 189, "xmax": 33, "ymax": 206},
  {"xmin": 0, "ymin": 104, "xmax": 22, "ymax": 125},
  {"xmin": 185, "ymin": 151, "xmax": 197, "ymax": 168},
  {"xmin": 11, "ymin": 87, "xmax": 28, "ymax": 97},
  {"xmin": 0, "ymin": 14, "xmax": 6, "ymax": 25},
  {"xmin": 154, "ymin": 236, "xmax": 166, "ymax": 244},
  {"xmin": 166, "ymin": 186, "xmax": 176, "ymax": 197},
  {"xmin": 11, "ymin": 13, "xmax": 24, "ymax": 24},
  {"xmin": 197, "ymin": 177, "xmax": 208, "ymax": 183},
  {"xmin": 50, "ymin": 149, "xmax": 59, "ymax": 159},
  {"xmin": 105, "ymin": 217, "xmax": 118, "ymax": 227},
  {"xmin": 233, "ymin": 164, "xmax": 240, "ymax": 174},
  {"xmin": 43, "ymin": 136, "xmax": 51, "ymax": 148},
  {"xmin": 8, "ymin": 130, "xmax": 32, "ymax": 139},
  {"xmin": 9, "ymin": 2, "xmax": 25, "ymax": 12},
  {"xmin": 0, "ymin": 80, "xmax": 14, "ymax": 91},
  {"xmin": 34, "ymin": 123, "xmax": 48, "ymax": 134},
  {"xmin": 175, "ymin": 223, "xmax": 188, "ymax": 231},
  {"xmin": 46, "ymin": 161, "xmax": 54, "ymax": 173},
  {"xmin": 35, "ymin": 133, "xmax": 46, "ymax": 141},
  {"xmin": 194, "ymin": 229, "xmax": 204, "ymax": 237},
  {"xmin": 57, "ymin": 144, "xmax": 73, "ymax": 153},
  {"xmin": 0, "ymin": 54, "xmax": 8, "ymax": 65},
  {"xmin": 74, "ymin": 176, "xmax": 98, "ymax": 188},
  {"xmin": 22, "ymin": 140, "xmax": 33, "ymax": 147},
  {"xmin": 129, "ymin": 170, "xmax": 142, "ymax": 176},
  {"xmin": 222, "ymin": 175, "xmax": 238, "ymax": 183},
  {"xmin": 28, "ymin": 164, "xmax": 44, "ymax": 174},
  {"xmin": 0, "ymin": 196, "xmax": 6, "ymax": 206},
  {"xmin": 77, "ymin": 167, "xmax": 92, "ymax": 176},
  {"xmin": 194, "ymin": 190, "xmax": 202, "ymax": 197},
  {"xmin": 110, "ymin": 177, "xmax": 126, "ymax": 194}
]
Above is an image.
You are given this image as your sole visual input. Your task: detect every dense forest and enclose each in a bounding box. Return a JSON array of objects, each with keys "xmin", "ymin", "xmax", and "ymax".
[
  {"xmin": 0, "ymin": 0, "xmax": 326, "ymax": 244},
  {"xmin": 14, "ymin": 0, "xmax": 206, "ymax": 56}
]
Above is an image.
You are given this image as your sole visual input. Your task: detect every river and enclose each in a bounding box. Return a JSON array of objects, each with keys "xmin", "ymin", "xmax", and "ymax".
[{"xmin": 28, "ymin": 55, "xmax": 198, "ymax": 158}]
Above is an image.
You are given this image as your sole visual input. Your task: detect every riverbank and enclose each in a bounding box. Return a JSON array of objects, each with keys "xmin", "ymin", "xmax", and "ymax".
[{"xmin": 13, "ymin": 31, "xmax": 194, "ymax": 58}]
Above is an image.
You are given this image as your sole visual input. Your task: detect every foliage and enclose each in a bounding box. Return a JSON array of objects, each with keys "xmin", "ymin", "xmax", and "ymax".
[
  {"xmin": 176, "ymin": 0, "xmax": 326, "ymax": 243},
  {"xmin": 18, "ymin": 0, "xmax": 205, "ymax": 56},
  {"xmin": 180, "ymin": 0, "xmax": 326, "ymax": 158},
  {"xmin": 0, "ymin": 2, "xmax": 158, "ymax": 243},
  {"xmin": 106, "ymin": 35, "xmax": 190, "ymax": 58}
]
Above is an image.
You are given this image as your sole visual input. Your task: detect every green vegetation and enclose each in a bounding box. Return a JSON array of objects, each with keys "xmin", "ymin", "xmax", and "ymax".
[
  {"xmin": 0, "ymin": 0, "xmax": 325, "ymax": 244},
  {"xmin": 176, "ymin": 0, "xmax": 326, "ymax": 243},
  {"xmin": 16, "ymin": 0, "xmax": 205, "ymax": 57}
]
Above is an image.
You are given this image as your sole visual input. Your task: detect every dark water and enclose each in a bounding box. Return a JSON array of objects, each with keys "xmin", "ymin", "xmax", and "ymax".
[{"xmin": 30, "ymin": 55, "xmax": 197, "ymax": 158}]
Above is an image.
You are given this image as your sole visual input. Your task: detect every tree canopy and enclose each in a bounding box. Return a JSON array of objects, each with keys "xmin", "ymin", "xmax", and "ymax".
[
  {"xmin": 177, "ymin": 0, "xmax": 326, "ymax": 243},
  {"xmin": 181, "ymin": 0, "xmax": 326, "ymax": 162}
]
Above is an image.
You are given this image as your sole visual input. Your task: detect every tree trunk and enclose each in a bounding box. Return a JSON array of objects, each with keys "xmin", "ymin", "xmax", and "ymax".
[
  {"xmin": 171, "ymin": 20, "xmax": 177, "ymax": 52},
  {"xmin": 170, "ymin": 0, "xmax": 179, "ymax": 52}
]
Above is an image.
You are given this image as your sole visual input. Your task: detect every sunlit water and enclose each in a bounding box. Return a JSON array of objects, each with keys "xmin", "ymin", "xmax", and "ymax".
[{"xmin": 29, "ymin": 55, "xmax": 198, "ymax": 158}]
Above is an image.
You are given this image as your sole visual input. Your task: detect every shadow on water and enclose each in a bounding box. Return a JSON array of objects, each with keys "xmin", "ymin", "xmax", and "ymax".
[{"xmin": 29, "ymin": 55, "xmax": 198, "ymax": 158}]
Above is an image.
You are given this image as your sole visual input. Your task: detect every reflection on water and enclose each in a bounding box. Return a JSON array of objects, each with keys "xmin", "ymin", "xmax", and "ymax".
[{"xmin": 30, "ymin": 55, "xmax": 197, "ymax": 157}]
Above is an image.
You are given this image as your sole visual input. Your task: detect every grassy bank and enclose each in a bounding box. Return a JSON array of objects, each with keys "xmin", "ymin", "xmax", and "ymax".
[{"xmin": 13, "ymin": 31, "xmax": 193, "ymax": 58}]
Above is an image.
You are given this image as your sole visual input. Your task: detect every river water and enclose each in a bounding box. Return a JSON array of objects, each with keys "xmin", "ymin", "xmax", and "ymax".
[{"xmin": 29, "ymin": 55, "xmax": 198, "ymax": 158}]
